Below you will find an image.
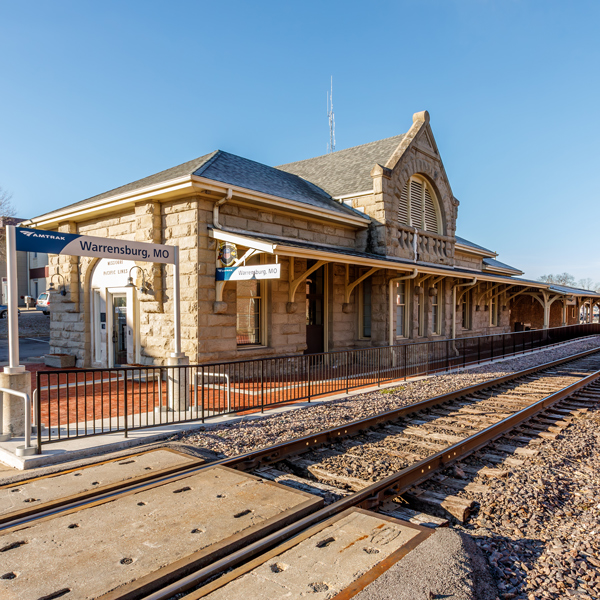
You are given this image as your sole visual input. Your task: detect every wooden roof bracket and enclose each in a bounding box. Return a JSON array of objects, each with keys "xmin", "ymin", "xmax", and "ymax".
[
  {"xmin": 287, "ymin": 257, "xmax": 327, "ymax": 313},
  {"xmin": 343, "ymin": 265, "xmax": 379, "ymax": 308}
]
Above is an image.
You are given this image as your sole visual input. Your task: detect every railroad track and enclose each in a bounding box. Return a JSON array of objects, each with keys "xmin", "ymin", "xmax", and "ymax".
[{"xmin": 1, "ymin": 347, "xmax": 600, "ymax": 600}]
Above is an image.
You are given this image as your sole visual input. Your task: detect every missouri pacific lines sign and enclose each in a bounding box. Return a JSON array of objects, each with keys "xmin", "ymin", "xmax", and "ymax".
[{"xmin": 15, "ymin": 227, "xmax": 175, "ymax": 264}]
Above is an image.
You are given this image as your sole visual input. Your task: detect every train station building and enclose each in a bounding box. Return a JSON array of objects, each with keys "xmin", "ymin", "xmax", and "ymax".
[{"xmin": 22, "ymin": 111, "xmax": 600, "ymax": 368}]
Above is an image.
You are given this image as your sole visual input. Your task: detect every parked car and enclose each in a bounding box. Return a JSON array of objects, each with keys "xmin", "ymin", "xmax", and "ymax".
[
  {"xmin": 0, "ymin": 305, "xmax": 21, "ymax": 318},
  {"xmin": 36, "ymin": 292, "xmax": 50, "ymax": 315}
]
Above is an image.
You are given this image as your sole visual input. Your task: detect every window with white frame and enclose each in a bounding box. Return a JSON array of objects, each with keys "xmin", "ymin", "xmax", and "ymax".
[
  {"xmin": 396, "ymin": 281, "xmax": 407, "ymax": 337},
  {"xmin": 359, "ymin": 277, "xmax": 372, "ymax": 339},
  {"xmin": 431, "ymin": 282, "xmax": 443, "ymax": 335},
  {"xmin": 398, "ymin": 175, "xmax": 442, "ymax": 234},
  {"xmin": 462, "ymin": 289, "xmax": 472, "ymax": 330},
  {"xmin": 236, "ymin": 256, "xmax": 264, "ymax": 346}
]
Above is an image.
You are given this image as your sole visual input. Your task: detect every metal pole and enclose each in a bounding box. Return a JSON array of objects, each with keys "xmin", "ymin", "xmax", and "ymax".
[
  {"xmin": 260, "ymin": 361, "xmax": 264, "ymax": 413},
  {"xmin": 123, "ymin": 371, "xmax": 128, "ymax": 438},
  {"xmin": 171, "ymin": 245, "xmax": 183, "ymax": 358},
  {"xmin": 4, "ymin": 226, "xmax": 25, "ymax": 374}
]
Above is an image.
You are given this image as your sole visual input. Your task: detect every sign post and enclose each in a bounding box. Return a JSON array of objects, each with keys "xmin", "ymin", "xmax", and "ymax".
[{"xmin": 4, "ymin": 226, "xmax": 25, "ymax": 375}]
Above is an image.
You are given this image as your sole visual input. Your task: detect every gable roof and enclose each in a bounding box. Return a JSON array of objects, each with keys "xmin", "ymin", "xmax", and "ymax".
[
  {"xmin": 276, "ymin": 134, "xmax": 405, "ymax": 197},
  {"xmin": 483, "ymin": 257, "xmax": 523, "ymax": 275},
  {"xmin": 33, "ymin": 150, "xmax": 368, "ymax": 223},
  {"xmin": 34, "ymin": 152, "xmax": 218, "ymax": 221},
  {"xmin": 455, "ymin": 236, "xmax": 496, "ymax": 256},
  {"xmin": 195, "ymin": 151, "xmax": 363, "ymax": 218}
]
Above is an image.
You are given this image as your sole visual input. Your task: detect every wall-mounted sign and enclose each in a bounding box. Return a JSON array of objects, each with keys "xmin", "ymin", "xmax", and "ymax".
[
  {"xmin": 218, "ymin": 242, "xmax": 237, "ymax": 267},
  {"xmin": 15, "ymin": 227, "xmax": 175, "ymax": 264},
  {"xmin": 91, "ymin": 259, "xmax": 136, "ymax": 288},
  {"xmin": 216, "ymin": 264, "xmax": 281, "ymax": 281}
]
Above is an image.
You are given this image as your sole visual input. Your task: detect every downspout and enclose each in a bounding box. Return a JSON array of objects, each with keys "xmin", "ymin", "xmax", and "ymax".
[
  {"xmin": 213, "ymin": 188, "xmax": 233, "ymax": 230},
  {"xmin": 452, "ymin": 278, "xmax": 478, "ymax": 339},
  {"xmin": 389, "ymin": 269, "xmax": 419, "ymax": 346}
]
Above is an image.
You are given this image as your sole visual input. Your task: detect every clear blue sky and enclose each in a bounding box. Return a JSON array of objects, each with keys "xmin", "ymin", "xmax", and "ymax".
[{"xmin": 1, "ymin": 1, "xmax": 599, "ymax": 281}]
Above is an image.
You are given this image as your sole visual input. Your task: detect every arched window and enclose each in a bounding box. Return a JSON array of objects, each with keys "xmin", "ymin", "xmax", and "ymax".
[{"xmin": 398, "ymin": 175, "xmax": 442, "ymax": 234}]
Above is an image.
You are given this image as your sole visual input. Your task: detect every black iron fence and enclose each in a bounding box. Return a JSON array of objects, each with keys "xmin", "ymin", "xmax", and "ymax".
[{"xmin": 35, "ymin": 323, "xmax": 600, "ymax": 450}]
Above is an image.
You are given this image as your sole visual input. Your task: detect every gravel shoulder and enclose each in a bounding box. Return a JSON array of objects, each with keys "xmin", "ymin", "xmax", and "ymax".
[
  {"xmin": 456, "ymin": 399, "xmax": 600, "ymax": 600},
  {"xmin": 354, "ymin": 528, "xmax": 498, "ymax": 600}
]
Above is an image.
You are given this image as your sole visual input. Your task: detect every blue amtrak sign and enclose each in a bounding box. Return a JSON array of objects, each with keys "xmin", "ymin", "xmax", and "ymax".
[{"xmin": 15, "ymin": 227, "xmax": 175, "ymax": 264}]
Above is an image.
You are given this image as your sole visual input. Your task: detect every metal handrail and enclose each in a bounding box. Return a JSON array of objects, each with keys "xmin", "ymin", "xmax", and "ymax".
[
  {"xmin": 33, "ymin": 323, "xmax": 600, "ymax": 446},
  {"xmin": 0, "ymin": 387, "xmax": 36, "ymax": 455}
]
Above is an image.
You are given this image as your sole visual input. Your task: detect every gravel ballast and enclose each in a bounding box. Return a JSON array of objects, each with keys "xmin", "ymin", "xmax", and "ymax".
[
  {"xmin": 456, "ymin": 403, "xmax": 600, "ymax": 600},
  {"xmin": 180, "ymin": 337, "xmax": 600, "ymax": 458}
]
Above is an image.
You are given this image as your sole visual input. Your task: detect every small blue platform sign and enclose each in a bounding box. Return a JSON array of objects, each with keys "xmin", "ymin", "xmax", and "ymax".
[
  {"xmin": 216, "ymin": 264, "xmax": 281, "ymax": 281},
  {"xmin": 15, "ymin": 227, "xmax": 175, "ymax": 264}
]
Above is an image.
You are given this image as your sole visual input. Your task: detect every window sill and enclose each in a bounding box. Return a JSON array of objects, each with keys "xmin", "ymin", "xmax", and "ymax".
[{"xmin": 237, "ymin": 345, "xmax": 268, "ymax": 351}]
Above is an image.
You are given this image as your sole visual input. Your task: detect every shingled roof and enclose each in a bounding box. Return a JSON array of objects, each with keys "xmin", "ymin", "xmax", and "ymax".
[
  {"xmin": 276, "ymin": 134, "xmax": 405, "ymax": 197},
  {"xmin": 34, "ymin": 150, "xmax": 368, "ymax": 222}
]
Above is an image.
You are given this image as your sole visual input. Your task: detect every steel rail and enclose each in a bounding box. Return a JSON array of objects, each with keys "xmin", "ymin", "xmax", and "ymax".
[
  {"xmin": 2, "ymin": 346, "xmax": 599, "ymax": 532},
  {"xmin": 145, "ymin": 365, "xmax": 600, "ymax": 600}
]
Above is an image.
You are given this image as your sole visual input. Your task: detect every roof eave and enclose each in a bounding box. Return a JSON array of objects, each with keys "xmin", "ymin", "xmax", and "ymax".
[
  {"xmin": 483, "ymin": 265, "xmax": 524, "ymax": 276},
  {"xmin": 22, "ymin": 176, "xmax": 198, "ymax": 228},
  {"xmin": 455, "ymin": 242, "xmax": 498, "ymax": 258},
  {"xmin": 190, "ymin": 175, "xmax": 371, "ymax": 228},
  {"xmin": 22, "ymin": 172, "xmax": 371, "ymax": 230}
]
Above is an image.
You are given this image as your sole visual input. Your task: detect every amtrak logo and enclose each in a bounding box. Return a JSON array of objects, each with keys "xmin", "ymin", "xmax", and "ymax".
[{"xmin": 19, "ymin": 230, "xmax": 66, "ymax": 240}]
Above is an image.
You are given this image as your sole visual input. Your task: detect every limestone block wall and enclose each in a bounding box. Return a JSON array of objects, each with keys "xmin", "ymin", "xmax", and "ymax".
[
  {"xmin": 454, "ymin": 252, "xmax": 482, "ymax": 271},
  {"xmin": 48, "ymin": 197, "xmax": 202, "ymax": 367},
  {"xmin": 219, "ymin": 204, "xmax": 356, "ymax": 248},
  {"xmin": 329, "ymin": 264, "xmax": 361, "ymax": 351}
]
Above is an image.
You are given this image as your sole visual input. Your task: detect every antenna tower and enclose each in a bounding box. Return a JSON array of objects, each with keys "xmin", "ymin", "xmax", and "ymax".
[{"xmin": 327, "ymin": 77, "xmax": 336, "ymax": 153}]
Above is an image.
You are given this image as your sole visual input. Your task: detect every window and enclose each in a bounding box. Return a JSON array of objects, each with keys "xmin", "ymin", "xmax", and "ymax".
[
  {"xmin": 490, "ymin": 294, "xmax": 499, "ymax": 326},
  {"xmin": 398, "ymin": 175, "xmax": 442, "ymax": 234},
  {"xmin": 359, "ymin": 277, "xmax": 372, "ymax": 338},
  {"xmin": 431, "ymin": 282, "xmax": 442, "ymax": 335},
  {"xmin": 462, "ymin": 289, "xmax": 472, "ymax": 330},
  {"xmin": 396, "ymin": 281, "xmax": 407, "ymax": 337},
  {"xmin": 571, "ymin": 307, "xmax": 576, "ymax": 319},
  {"xmin": 236, "ymin": 257, "xmax": 263, "ymax": 346}
]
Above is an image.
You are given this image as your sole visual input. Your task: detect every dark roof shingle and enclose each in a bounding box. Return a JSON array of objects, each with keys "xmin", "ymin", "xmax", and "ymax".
[
  {"xmin": 33, "ymin": 150, "xmax": 368, "ymax": 222},
  {"xmin": 276, "ymin": 135, "xmax": 405, "ymax": 197},
  {"xmin": 194, "ymin": 151, "xmax": 364, "ymax": 218}
]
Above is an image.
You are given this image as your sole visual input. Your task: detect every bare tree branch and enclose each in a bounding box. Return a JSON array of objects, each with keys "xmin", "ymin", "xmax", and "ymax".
[{"xmin": 0, "ymin": 186, "xmax": 17, "ymax": 261}]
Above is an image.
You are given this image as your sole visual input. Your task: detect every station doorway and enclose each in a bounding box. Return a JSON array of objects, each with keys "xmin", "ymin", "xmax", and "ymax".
[
  {"xmin": 305, "ymin": 263, "xmax": 325, "ymax": 354},
  {"xmin": 91, "ymin": 259, "xmax": 138, "ymax": 367}
]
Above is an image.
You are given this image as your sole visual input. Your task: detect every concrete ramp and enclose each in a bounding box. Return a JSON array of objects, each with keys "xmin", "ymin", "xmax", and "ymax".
[
  {"xmin": 0, "ymin": 465, "xmax": 322, "ymax": 600},
  {"xmin": 188, "ymin": 508, "xmax": 432, "ymax": 600},
  {"xmin": 0, "ymin": 448, "xmax": 200, "ymax": 524}
]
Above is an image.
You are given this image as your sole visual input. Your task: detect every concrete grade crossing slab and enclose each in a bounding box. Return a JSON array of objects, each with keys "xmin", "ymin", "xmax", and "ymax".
[
  {"xmin": 187, "ymin": 508, "xmax": 431, "ymax": 600},
  {"xmin": 0, "ymin": 465, "xmax": 323, "ymax": 600},
  {"xmin": 0, "ymin": 448, "xmax": 200, "ymax": 524}
]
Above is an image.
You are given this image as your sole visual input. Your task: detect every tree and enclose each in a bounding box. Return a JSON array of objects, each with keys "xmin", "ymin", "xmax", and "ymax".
[
  {"xmin": 578, "ymin": 278, "xmax": 600, "ymax": 291},
  {"xmin": 0, "ymin": 186, "xmax": 17, "ymax": 261},
  {"xmin": 539, "ymin": 272, "xmax": 577, "ymax": 286}
]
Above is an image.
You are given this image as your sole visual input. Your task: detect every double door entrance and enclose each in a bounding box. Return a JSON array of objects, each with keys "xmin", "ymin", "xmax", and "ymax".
[
  {"xmin": 92, "ymin": 287, "xmax": 137, "ymax": 368},
  {"xmin": 111, "ymin": 294, "xmax": 128, "ymax": 366},
  {"xmin": 305, "ymin": 263, "xmax": 326, "ymax": 355}
]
